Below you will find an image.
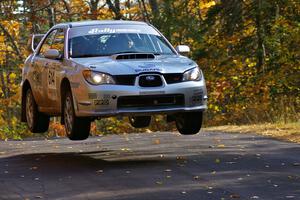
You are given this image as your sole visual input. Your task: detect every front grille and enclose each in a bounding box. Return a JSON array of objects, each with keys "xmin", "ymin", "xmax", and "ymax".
[
  {"xmin": 114, "ymin": 75, "xmax": 136, "ymax": 85},
  {"xmin": 139, "ymin": 75, "xmax": 162, "ymax": 87},
  {"xmin": 117, "ymin": 94, "xmax": 185, "ymax": 109},
  {"xmin": 163, "ymin": 73, "xmax": 183, "ymax": 84}
]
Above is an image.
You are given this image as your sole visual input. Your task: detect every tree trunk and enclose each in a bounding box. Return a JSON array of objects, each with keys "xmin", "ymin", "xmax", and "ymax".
[
  {"xmin": 141, "ymin": 0, "xmax": 150, "ymax": 22},
  {"xmin": 106, "ymin": 0, "xmax": 122, "ymax": 20},
  {"xmin": 47, "ymin": 7, "xmax": 55, "ymax": 27},
  {"xmin": 0, "ymin": 23, "xmax": 23, "ymax": 61},
  {"xmin": 90, "ymin": 0, "xmax": 100, "ymax": 20},
  {"xmin": 149, "ymin": 0, "xmax": 158, "ymax": 24},
  {"xmin": 62, "ymin": 0, "xmax": 73, "ymax": 21},
  {"xmin": 255, "ymin": 0, "xmax": 265, "ymax": 73}
]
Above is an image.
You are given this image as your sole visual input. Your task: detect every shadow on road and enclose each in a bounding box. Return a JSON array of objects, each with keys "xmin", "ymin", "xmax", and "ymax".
[{"xmin": 0, "ymin": 133, "xmax": 300, "ymax": 200}]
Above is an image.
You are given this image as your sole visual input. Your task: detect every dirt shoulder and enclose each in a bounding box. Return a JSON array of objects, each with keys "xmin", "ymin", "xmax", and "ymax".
[{"xmin": 205, "ymin": 122, "xmax": 300, "ymax": 143}]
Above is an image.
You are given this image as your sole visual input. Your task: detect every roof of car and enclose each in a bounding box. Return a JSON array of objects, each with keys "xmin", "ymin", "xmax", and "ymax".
[{"xmin": 53, "ymin": 20, "xmax": 148, "ymax": 28}]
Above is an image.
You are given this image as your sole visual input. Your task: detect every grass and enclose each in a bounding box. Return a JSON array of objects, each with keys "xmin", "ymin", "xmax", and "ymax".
[{"xmin": 205, "ymin": 122, "xmax": 300, "ymax": 143}]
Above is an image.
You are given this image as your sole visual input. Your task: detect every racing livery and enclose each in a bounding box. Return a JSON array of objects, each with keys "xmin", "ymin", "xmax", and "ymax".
[{"xmin": 21, "ymin": 20, "xmax": 208, "ymax": 140}]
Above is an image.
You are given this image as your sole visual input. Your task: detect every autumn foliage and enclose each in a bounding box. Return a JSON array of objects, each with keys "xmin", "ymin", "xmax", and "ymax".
[{"xmin": 0, "ymin": 0, "xmax": 299, "ymax": 139}]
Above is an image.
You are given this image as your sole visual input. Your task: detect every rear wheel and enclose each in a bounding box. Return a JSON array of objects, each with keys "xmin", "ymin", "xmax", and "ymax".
[
  {"xmin": 25, "ymin": 89, "xmax": 50, "ymax": 133},
  {"xmin": 64, "ymin": 90, "xmax": 91, "ymax": 140},
  {"xmin": 175, "ymin": 112, "xmax": 203, "ymax": 135},
  {"xmin": 129, "ymin": 116, "xmax": 151, "ymax": 128}
]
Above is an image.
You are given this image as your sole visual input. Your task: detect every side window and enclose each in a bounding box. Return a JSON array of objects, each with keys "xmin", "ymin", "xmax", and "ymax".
[
  {"xmin": 51, "ymin": 29, "xmax": 65, "ymax": 56},
  {"xmin": 39, "ymin": 30, "xmax": 57, "ymax": 57}
]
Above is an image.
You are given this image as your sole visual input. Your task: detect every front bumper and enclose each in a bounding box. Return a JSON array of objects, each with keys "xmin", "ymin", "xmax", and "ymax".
[{"xmin": 72, "ymin": 78, "xmax": 208, "ymax": 117}]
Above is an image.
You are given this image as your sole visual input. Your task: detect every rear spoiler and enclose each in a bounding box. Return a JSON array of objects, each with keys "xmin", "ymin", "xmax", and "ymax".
[{"xmin": 29, "ymin": 34, "xmax": 44, "ymax": 52}]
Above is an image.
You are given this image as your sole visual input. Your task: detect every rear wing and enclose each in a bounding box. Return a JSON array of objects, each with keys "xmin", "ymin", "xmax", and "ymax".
[{"xmin": 28, "ymin": 34, "xmax": 44, "ymax": 52}]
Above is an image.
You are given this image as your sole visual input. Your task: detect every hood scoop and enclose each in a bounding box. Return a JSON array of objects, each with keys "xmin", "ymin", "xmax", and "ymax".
[{"xmin": 112, "ymin": 53, "xmax": 155, "ymax": 60}]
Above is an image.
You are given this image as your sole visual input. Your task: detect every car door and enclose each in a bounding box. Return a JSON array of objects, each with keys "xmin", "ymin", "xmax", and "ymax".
[
  {"xmin": 30, "ymin": 29, "xmax": 57, "ymax": 108},
  {"xmin": 45, "ymin": 28, "xmax": 66, "ymax": 112}
]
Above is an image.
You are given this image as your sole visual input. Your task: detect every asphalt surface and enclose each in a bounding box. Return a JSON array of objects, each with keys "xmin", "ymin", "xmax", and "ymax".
[{"xmin": 0, "ymin": 131, "xmax": 300, "ymax": 200}]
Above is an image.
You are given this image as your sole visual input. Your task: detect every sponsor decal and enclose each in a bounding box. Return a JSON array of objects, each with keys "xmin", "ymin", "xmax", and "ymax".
[
  {"xmin": 94, "ymin": 94, "xmax": 111, "ymax": 106},
  {"xmin": 135, "ymin": 68, "xmax": 162, "ymax": 73},
  {"xmin": 48, "ymin": 69, "xmax": 56, "ymax": 89},
  {"xmin": 32, "ymin": 71, "xmax": 41, "ymax": 84},
  {"xmin": 88, "ymin": 93, "xmax": 97, "ymax": 99},
  {"xmin": 94, "ymin": 99, "xmax": 109, "ymax": 106},
  {"xmin": 88, "ymin": 28, "xmax": 142, "ymax": 34},
  {"xmin": 138, "ymin": 63, "xmax": 156, "ymax": 68},
  {"xmin": 70, "ymin": 82, "xmax": 80, "ymax": 88}
]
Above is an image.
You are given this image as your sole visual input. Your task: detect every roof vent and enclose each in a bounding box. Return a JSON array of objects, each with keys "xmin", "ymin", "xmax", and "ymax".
[{"xmin": 113, "ymin": 53, "xmax": 155, "ymax": 60}]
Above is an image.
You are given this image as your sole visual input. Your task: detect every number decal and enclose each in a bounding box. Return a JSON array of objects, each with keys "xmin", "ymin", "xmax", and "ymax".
[{"xmin": 48, "ymin": 69, "xmax": 56, "ymax": 89}]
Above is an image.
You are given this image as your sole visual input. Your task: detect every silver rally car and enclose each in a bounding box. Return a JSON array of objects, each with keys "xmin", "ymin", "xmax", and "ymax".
[{"xmin": 21, "ymin": 20, "xmax": 208, "ymax": 140}]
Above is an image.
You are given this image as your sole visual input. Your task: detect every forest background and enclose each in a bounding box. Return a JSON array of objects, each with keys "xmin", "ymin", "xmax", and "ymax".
[{"xmin": 0, "ymin": 0, "xmax": 299, "ymax": 139}]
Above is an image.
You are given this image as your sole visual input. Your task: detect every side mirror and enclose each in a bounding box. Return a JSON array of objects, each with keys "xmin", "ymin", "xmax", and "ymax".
[
  {"xmin": 176, "ymin": 45, "xmax": 190, "ymax": 54},
  {"xmin": 44, "ymin": 49, "xmax": 61, "ymax": 59},
  {"xmin": 31, "ymin": 34, "xmax": 44, "ymax": 52}
]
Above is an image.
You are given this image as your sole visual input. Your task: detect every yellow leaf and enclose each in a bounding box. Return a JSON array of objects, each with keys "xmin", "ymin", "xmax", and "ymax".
[{"xmin": 9, "ymin": 73, "xmax": 17, "ymax": 80}]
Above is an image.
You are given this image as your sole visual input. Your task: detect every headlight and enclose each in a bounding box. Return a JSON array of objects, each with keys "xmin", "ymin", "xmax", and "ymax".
[
  {"xmin": 82, "ymin": 70, "xmax": 115, "ymax": 85},
  {"xmin": 183, "ymin": 67, "xmax": 202, "ymax": 81}
]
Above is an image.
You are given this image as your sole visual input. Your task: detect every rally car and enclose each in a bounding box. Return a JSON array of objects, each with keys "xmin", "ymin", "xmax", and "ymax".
[{"xmin": 21, "ymin": 20, "xmax": 208, "ymax": 140}]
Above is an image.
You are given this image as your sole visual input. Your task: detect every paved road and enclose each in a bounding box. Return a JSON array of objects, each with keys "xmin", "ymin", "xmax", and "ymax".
[{"xmin": 0, "ymin": 131, "xmax": 299, "ymax": 200}]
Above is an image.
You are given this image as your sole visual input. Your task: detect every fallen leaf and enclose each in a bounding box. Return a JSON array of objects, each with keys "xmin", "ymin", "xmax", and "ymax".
[
  {"xmin": 156, "ymin": 181, "xmax": 163, "ymax": 185},
  {"xmin": 153, "ymin": 139, "xmax": 160, "ymax": 145},
  {"xmin": 285, "ymin": 196, "xmax": 295, "ymax": 199},
  {"xmin": 30, "ymin": 166, "xmax": 38, "ymax": 170}
]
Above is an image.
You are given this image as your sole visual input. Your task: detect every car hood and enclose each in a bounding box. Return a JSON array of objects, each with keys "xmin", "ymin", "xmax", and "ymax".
[{"xmin": 72, "ymin": 55, "xmax": 197, "ymax": 75}]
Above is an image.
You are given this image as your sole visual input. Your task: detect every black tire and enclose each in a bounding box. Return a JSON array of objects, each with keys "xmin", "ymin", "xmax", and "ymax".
[
  {"xmin": 175, "ymin": 112, "xmax": 203, "ymax": 135},
  {"xmin": 129, "ymin": 116, "xmax": 151, "ymax": 128},
  {"xmin": 25, "ymin": 89, "xmax": 50, "ymax": 133},
  {"xmin": 63, "ymin": 90, "xmax": 91, "ymax": 140}
]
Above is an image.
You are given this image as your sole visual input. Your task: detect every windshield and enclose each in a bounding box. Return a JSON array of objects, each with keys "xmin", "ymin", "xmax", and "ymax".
[{"xmin": 68, "ymin": 25, "xmax": 176, "ymax": 58}]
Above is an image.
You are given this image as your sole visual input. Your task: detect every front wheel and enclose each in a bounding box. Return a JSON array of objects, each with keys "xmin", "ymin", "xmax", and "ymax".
[
  {"xmin": 63, "ymin": 90, "xmax": 91, "ymax": 140},
  {"xmin": 25, "ymin": 89, "xmax": 50, "ymax": 133},
  {"xmin": 175, "ymin": 112, "xmax": 203, "ymax": 135}
]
